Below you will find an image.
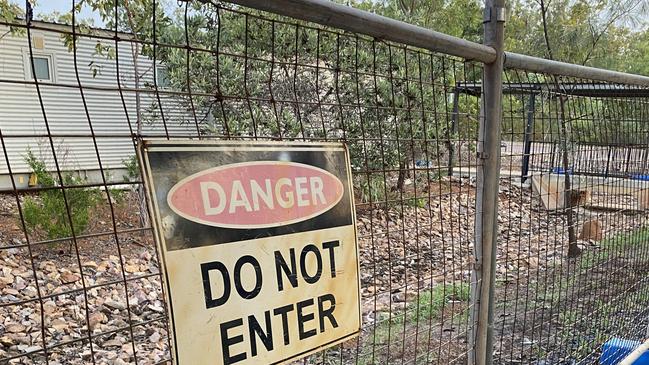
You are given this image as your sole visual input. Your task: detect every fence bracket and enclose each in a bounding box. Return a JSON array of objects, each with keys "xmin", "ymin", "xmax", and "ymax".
[
  {"xmin": 483, "ymin": 6, "xmax": 506, "ymax": 23},
  {"xmin": 473, "ymin": 261, "xmax": 482, "ymax": 271}
]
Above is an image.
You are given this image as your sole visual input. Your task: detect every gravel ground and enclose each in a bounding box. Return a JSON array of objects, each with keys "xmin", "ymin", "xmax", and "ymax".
[{"xmin": 1, "ymin": 176, "xmax": 648, "ymax": 364}]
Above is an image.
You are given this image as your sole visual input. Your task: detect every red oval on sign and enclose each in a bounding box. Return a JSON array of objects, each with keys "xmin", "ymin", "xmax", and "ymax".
[{"xmin": 167, "ymin": 161, "xmax": 345, "ymax": 229}]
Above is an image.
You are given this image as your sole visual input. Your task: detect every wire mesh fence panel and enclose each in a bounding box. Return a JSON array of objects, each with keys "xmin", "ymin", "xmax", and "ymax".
[
  {"xmin": 0, "ymin": 1, "xmax": 483, "ymax": 364},
  {"xmin": 495, "ymin": 70, "xmax": 649, "ymax": 364},
  {"xmin": 3, "ymin": 1, "xmax": 649, "ymax": 365}
]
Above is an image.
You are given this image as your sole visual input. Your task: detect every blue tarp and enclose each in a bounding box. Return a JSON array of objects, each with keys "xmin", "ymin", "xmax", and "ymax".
[{"xmin": 601, "ymin": 338, "xmax": 649, "ymax": 365}]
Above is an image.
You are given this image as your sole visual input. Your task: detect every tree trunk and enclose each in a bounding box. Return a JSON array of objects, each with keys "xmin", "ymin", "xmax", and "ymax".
[
  {"xmin": 539, "ymin": 0, "xmax": 580, "ymax": 257},
  {"xmin": 396, "ymin": 159, "xmax": 407, "ymax": 192},
  {"xmin": 130, "ymin": 43, "xmax": 149, "ymax": 232},
  {"xmin": 558, "ymin": 94, "xmax": 580, "ymax": 257}
]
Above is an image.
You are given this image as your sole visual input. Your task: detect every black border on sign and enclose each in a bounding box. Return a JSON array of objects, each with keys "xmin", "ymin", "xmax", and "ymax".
[
  {"xmin": 138, "ymin": 143, "xmax": 182, "ymax": 363},
  {"xmin": 139, "ymin": 139, "xmax": 362, "ymax": 365}
]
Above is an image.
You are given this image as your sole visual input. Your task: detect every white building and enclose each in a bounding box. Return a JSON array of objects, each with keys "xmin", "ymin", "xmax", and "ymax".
[{"xmin": 0, "ymin": 21, "xmax": 197, "ymax": 189}]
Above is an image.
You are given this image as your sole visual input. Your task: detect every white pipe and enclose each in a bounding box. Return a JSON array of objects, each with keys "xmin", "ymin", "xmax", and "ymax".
[{"xmin": 619, "ymin": 338, "xmax": 649, "ymax": 365}]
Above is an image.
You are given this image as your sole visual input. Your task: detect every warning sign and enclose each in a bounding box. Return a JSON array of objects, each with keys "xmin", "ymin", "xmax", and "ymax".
[{"xmin": 140, "ymin": 141, "xmax": 361, "ymax": 365}]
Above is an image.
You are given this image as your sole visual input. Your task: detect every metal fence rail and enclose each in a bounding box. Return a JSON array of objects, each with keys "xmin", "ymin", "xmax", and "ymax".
[{"xmin": 0, "ymin": 0, "xmax": 648, "ymax": 364}]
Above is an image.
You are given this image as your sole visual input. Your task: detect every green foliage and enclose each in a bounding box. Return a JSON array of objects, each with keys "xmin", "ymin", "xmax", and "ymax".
[
  {"xmin": 122, "ymin": 155, "xmax": 140, "ymax": 182},
  {"xmin": 357, "ymin": 176, "xmax": 390, "ymax": 204},
  {"xmin": 108, "ymin": 188, "xmax": 126, "ymax": 205},
  {"xmin": 0, "ymin": 0, "xmax": 25, "ymax": 38},
  {"xmin": 505, "ymin": 0, "xmax": 643, "ymax": 69},
  {"xmin": 406, "ymin": 197, "xmax": 427, "ymax": 208},
  {"xmin": 6, "ymin": 0, "xmax": 649, "ymax": 192},
  {"xmin": 369, "ymin": 283, "xmax": 470, "ymax": 349},
  {"xmin": 410, "ymin": 283, "xmax": 470, "ymax": 322},
  {"xmin": 354, "ymin": 0, "xmax": 647, "ymax": 72},
  {"xmin": 360, "ymin": 0, "xmax": 482, "ymax": 43},
  {"xmin": 22, "ymin": 150, "xmax": 100, "ymax": 241},
  {"xmin": 37, "ymin": 0, "xmax": 479, "ymax": 191}
]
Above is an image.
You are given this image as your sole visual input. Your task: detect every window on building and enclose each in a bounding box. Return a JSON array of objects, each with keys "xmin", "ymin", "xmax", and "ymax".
[
  {"xmin": 27, "ymin": 55, "xmax": 52, "ymax": 81},
  {"xmin": 156, "ymin": 66, "xmax": 170, "ymax": 88}
]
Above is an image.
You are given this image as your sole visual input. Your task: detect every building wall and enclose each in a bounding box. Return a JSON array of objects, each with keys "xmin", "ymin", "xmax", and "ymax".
[{"xmin": 0, "ymin": 23, "xmax": 198, "ymax": 186}]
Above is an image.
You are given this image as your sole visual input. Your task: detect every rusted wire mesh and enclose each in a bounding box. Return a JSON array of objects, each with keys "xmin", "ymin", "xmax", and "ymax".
[
  {"xmin": 1, "ymin": 1, "xmax": 649, "ymax": 365},
  {"xmin": 0, "ymin": 1, "xmax": 480, "ymax": 364}
]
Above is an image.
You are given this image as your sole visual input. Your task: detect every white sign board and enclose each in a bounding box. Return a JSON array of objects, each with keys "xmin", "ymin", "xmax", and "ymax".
[{"xmin": 140, "ymin": 140, "xmax": 361, "ymax": 365}]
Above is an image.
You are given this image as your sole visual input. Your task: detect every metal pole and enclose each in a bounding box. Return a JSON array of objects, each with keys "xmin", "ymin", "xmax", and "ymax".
[
  {"xmin": 448, "ymin": 87, "xmax": 460, "ymax": 177},
  {"xmin": 504, "ymin": 52, "xmax": 649, "ymax": 86},
  {"xmin": 221, "ymin": 0, "xmax": 649, "ymax": 86},
  {"xmin": 469, "ymin": 1, "xmax": 505, "ymax": 365},
  {"xmin": 605, "ymin": 147, "xmax": 612, "ymax": 178},
  {"xmin": 225, "ymin": 0, "xmax": 497, "ymax": 63},
  {"xmin": 521, "ymin": 94, "xmax": 536, "ymax": 182}
]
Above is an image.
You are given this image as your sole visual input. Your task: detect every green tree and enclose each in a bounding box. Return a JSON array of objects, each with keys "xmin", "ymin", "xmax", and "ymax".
[
  {"xmin": 7, "ymin": 0, "xmax": 648, "ymax": 196},
  {"xmin": 625, "ymin": 29, "xmax": 649, "ymax": 75},
  {"xmin": 0, "ymin": 0, "xmax": 23, "ymax": 39},
  {"xmin": 505, "ymin": 0, "xmax": 646, "ymax": 68},
  {"xmin": 49, "ymin": 0, "xmax": 473, "ymax": 193}
]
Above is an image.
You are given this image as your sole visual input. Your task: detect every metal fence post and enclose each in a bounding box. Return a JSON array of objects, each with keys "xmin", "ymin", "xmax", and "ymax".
[{"xmin": 469, "ymin": 0, "xmax": 505, "ymax": 364}]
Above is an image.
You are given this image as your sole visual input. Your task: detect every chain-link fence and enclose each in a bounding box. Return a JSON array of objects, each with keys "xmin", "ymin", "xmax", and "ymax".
[{"xmin": 0, "ymin": 0, "xmax": 648, "ymax": 364}]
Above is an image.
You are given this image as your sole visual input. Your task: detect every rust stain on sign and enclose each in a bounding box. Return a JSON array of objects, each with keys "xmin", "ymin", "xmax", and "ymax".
[{"xmin": 140, "ymin": 140, "xmax": 361, "ymax": 365}]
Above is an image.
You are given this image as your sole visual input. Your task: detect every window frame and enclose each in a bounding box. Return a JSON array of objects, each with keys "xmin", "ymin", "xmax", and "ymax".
[
  {"xmin": 22, "ymin": 51, "xmax": 57, "ymax": 82},
  {"xmin": 155, "ymin": 64, "xmax": 171, "ymax": 89}
]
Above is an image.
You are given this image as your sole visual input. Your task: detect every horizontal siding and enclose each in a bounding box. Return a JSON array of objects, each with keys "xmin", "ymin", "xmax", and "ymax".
[{"xmin": 0, "ymin": 25, "xmax": 198, "ymax": 174}]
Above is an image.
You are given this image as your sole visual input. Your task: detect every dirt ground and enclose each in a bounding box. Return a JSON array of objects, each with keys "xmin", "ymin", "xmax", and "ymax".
[
  {"xmin": 1, "ymin": 175, "xmax": 648, "ymax": 364},
  {"xmin": 0, "ymin": 191, "xmax": 168, "ymax": 364}
]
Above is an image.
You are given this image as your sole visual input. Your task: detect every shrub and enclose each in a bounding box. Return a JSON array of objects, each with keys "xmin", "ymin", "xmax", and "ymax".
[
  {"xmin": 108, "ymin": 187, "xmax": 127, "ymax": 206},
  {"xmin": 122, "ymin": 155, "xmax": 140, "ymax": 182},
  {"xmin": 357, "ymin": 176, "xmax": 390, "ymax": 204},
  {"xmin": 22, "ymin": 150, "xmax": 100, "ymax": 241}
]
